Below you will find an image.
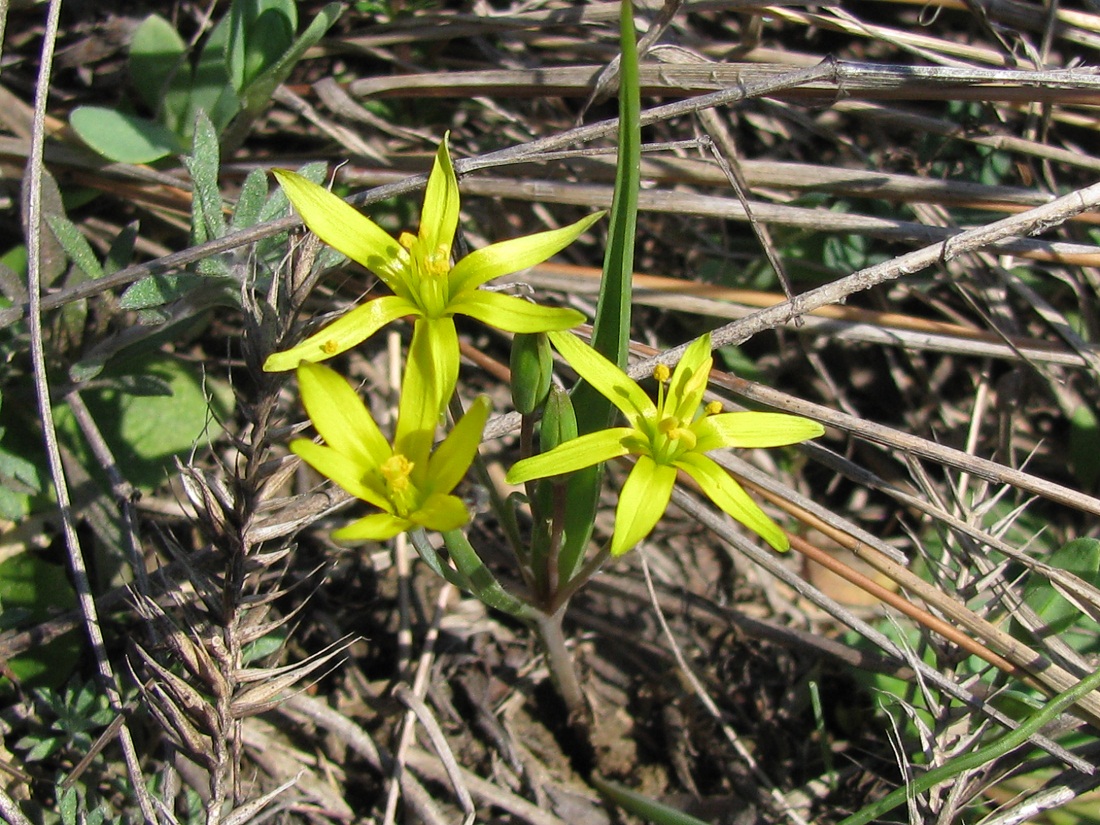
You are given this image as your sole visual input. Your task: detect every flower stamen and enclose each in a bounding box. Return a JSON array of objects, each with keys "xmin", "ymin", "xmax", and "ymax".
[{"xmin": 381, "ymin": 454, "xmax": 414, "ymax": 492}]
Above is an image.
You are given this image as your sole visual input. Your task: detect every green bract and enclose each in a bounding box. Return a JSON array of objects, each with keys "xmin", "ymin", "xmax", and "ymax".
[
  {"xmin": 506, "ymin": 331, "xmax": 825, "ymax": 556},
  {"xmin": 291, "ymin": 360, "xmax": 489, "ymax": 541},
  {"xmin": 265, "ymin": 136, "xmax": 604, "ymax": 413}
]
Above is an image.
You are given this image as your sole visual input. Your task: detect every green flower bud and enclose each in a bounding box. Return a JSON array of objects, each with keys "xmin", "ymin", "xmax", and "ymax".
[
  {"xmin": 539, "ymin": 385, "xmax": 577, "ymax": 454},
  {"xmin": 510, "ymin": 332, "xmax": 553, "ymax": 415}
]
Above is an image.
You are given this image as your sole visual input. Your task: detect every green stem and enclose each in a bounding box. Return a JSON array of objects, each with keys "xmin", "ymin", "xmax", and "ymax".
[
  {"xmin": 535, "ymin": 542, "xmax": 612, "ymax": 725},
  {"xmin": 545, "ymin": 480, "xmax": 567, "ymax": 600},
  {"xmin": 448, "ymin": 394, "xmax": 525, "ymax": 563},
  {"xmin": 439, "ymin": 529, "xmax": 537, "ymax": 620},
  {"xmin": 550, "ymin": 545, "xmax": 610, "ymax": 615},
  {"xmin": 535, "ymin": 609, "xmax": 590, "ymax": 725},
  {"xmin": 519, "ymin": 413, "xmax": 535, "ymax": 459},
  {"xmin": 839, "ymin": 668, "xmax": 1100, "ymax": 825}
]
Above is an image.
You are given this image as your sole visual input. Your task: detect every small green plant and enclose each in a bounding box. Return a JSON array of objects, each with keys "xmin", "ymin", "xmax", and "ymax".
[
  {"xmin": 839, "ymin": 666, "xmax": 1100, "ymax": 825},
  {"xmin": 69, "ymin": 0, "xmax": 343, "ymax": 163},
  {"xmin": 15, "ymin": 680, "xmax": 115, "ymax": 763},
  {"xmin": 10, "ymin": 679, "xmax": 141, "ymax": 824},
  {"xmin": 0, "ymin": 392, "xmax": 41, "ymax": 520},
  {"xmin": 1019, "ymin": 538, "xmax": 1100, "ymax": 659},
  {"xmin": 0, "ymin": 553, "xmax": 80, "ymax": 689}
]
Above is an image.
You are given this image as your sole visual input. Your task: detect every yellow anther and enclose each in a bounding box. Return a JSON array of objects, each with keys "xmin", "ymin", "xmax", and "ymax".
[
  {"xmin": 705, "ymin": 400, "xmax": 723, "ymax": 416},
  {"xmin": 675, "ymin": 428, "xmax": 697, "ymax": 449},
  {"xmin": 381, "ymin": 454, "xmax": 414, "ymax": 492},
  {"xmin": 321, "ymin": 339, "xmax": 339, "ymax": 355},
  {"xmin": 652, "ymin": 363, "xmax": 671, "ymax": 383},
  {"xmin": 658, "ymin": 418, "xmax": 697, "ymax": 450},
  {"xmin": 398, "ymin": 231, "xmax": 416, "ymax": 250},
  {"xmin": 425, "ymin": 243, "xmax": 451, "ymax": 278}
]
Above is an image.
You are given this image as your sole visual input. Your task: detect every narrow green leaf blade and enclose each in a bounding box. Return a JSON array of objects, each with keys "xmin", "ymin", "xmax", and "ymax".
[
  {"xmin": 557, "ymin": 0, "xmax": 641, "ymax": 582},
  {"xmin": 188, "ymin": 15, "xmax": 238, "ymax": 135},
  {"xmin": 440, "ymin": 530, "xmax": 537, "ymax": 619},
  {"xmin": 239, "ymin": 3, "xmax": 344, "ymax": 114},
  {"xmin": 45, "ymin": 213, "xmax": 105, "ymax": 281},
  {"xmin": 230, "ymin": 168, "xmax": 270, "ymax": 230},
  {"xmin": 184, "ymin": 110, "xmax": 227, "ymax": 246},
  {"xmin": 104, "ymin": 221, "xmax": 139, "ymax": 276},
  {"xmin": 591, "ymin": 776, "xmax": 712, "ymax": 825},
  {"xmin": 129, "ymin": 13, "xmax": 191, "ymax": 131}
]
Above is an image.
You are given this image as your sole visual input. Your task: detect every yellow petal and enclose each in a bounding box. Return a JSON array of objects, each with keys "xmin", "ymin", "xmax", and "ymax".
[
  {"xmin": 610, "ymin": 456, "xmax": 676, "ymax": 557},
  {"xmin": 394, "ymin": 318, "xmax": 458, "ymax": 464},
  {"xmin": 273, "ymin": 169, "xmax": 409, "ymax": 289},
  {"xmin": 334, "ymin": 512, "xmax": 412, "ymax": 542},
  {"xmin": 666, "ymin": 333, "xmax": 713, "ymax": 423},
  {"xmin": 411, "ymin": 493, "xmax": 470, "ymax": 533},
  {"xmin": 296, "ymin": 361, "xmax": 389, "ymax": 468},
  {"xmin": 448, "ymin": 212, "xmax": 605, "ymax": 295},
  {"xmin": 263, "ymin": 295, "xmax": 416, "ymax": 372},
  {"xmin": 505, "ymin": 428, "xmax": 634, "ymax": 485},
  {"xmin": 418, "ymin": 135, "xmax": 460, "ymax": 260},
  {"xmin": 428, "ymin": 396, "xmax": 491, "ymax": 495},
  {"xmin": 291, "ymin": 439, "xmax": 389, "ymax": 511},
  {"xmin": 453, "ymin": 292, "xmax": 584, "ymax": 334},
  {"xmin": 675, "ymin": 452, "xmax": 788, "ymax": 551},
  {"xmin": 547, "ymin": 330, "xmax": 654, "ymax": 424},
  {"xmin": 695, "ymin": 412, "xmax": 824, "ymax": 451}
]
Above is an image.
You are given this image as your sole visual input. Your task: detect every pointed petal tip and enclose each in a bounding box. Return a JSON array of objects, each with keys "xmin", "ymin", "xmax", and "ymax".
[
  {"xmin": 333, "ymin": 513, "xmax": 412, "ymax": 543},
  {"xmin": 262, "ymin": 352, "xmax": 299, "ymax": 372}
]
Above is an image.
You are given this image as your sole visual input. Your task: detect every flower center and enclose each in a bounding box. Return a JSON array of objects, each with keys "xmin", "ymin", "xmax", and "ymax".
[
  {"xmin": 380, "ymin": 454, "xmax": 417, "ymax": 515},
  {"xmin": 401, "ymin": 233, "xmax": 451, "ymax": 317},
  {"xmin": 644, "ymin": 364, "xmax": 697, "ymax": 463},
  {"xmin": 656, "ymin": 415, "xmax": 697, "ymax": 454}
]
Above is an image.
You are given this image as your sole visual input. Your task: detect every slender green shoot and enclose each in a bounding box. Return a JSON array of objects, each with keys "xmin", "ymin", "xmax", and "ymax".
[{"xmin": 557, "ymin": 0, "xmax": 642, "ymax": 583}]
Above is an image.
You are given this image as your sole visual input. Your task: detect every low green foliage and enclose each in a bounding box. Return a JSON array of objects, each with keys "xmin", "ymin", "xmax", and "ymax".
[
  {"xmin": 591, "ymin": 775, "xmax": 712, "ymax": 825},
  {"xmin": 69, "ymin": 0, "xmax": 343, "ymax": 163},
  {"xmin": 53, "ymin": 353, "xmax": 234, "ymax": 493},
  {"xmin": 15, "ymin": 680, "xmax": 114, "ymax": 762},
  {"xmin": 11, "ymin": 680, "xmax": 136, "ymax": 825},
  {"xmin": 1021, "ymin": 538, "xmax": 1100, "ymax": 656},
  {"xmin": 1070, "ymin": 404, "xmax": 1100, "ymax": 490},
  {"xmin": 0, "ymin": 552, "xmax": 80, "ymax": 688},
  {"xmin": 0, "ymin": 393, "xmax": 42, "ymax": 520},
  {"xmin": 841, "ymin": 666, "xmax": 1100, "ymax": 825},
  {"xmin": 116, "ymin": 117, "xmax": 329, "ymax": 320}
]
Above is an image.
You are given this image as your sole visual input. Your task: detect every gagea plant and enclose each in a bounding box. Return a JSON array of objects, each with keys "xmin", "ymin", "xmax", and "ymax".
[{"xmin": 272, "ymin": 134, "xmax": 823, "ymax": 724}]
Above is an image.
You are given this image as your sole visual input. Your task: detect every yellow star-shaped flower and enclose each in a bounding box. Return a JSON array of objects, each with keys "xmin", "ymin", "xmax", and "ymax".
[
  {"xmin": 291, "ymin": 360, "xmax": 490, "ymax": 541},
  {"xmin": 265, "ymin": 136, "xmax": 603, "ymax": 411},
  {"xmin": 506, "ymin": 331, "xmax": 824, "ymax": 556}
]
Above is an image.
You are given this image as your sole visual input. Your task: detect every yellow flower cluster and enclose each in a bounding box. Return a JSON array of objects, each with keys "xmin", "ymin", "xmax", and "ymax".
[
  {"xmin": 271, "ymin": 137, "xmax": 601, "ymax": 537},
  {"xmin": 271, "ymin": 136, "xmax": 823, "ymax": 555}
]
